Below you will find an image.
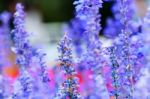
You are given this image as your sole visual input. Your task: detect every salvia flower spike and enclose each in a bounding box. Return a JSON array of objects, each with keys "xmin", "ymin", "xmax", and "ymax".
[
  {"xmin": 108, "ymin": 46, "xmax": 120, "ymax": 99},
  {"xmin": 74, "ymin": 0, "xmax": 103, "ymax": 47},
  {"xmin": 55, "ymin": 33, "xmax": 82, "ymax": 99},
  {"xmin": 11, "ymin": 3, "xmax": 34, "ymax": 98},
  {"xmin": 118, "ymin": 0, "xmax": 134, "ymax": 98},
  {"xmin": 11, "ymin": 3, "xmax": 51, "ymax": 98}
]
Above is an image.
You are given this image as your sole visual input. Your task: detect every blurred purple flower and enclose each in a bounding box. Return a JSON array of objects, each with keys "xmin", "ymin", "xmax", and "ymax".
[
  {"xmin": 66, "ymin": 18, "xmax": 85, "ymax": 57},
  {"xmin": 11, "ymin": 3, "xmax": 34, "ymax": 98},
  {"xmin": 11, "ymin": 3, "xmax": 50, "ymax": 98},
  {"xmin": 74, "ymin": 0, "xmax": 103, "ymax": 47},
  {"xmin": 104, "ymin": 0, "xmax": 140, "ymax": 38},
  {"xmin": 116, "ymin": 0, "xmax": 135, "ymax": 98},
  {"xmin": 11, "ymin": 3, "xmax": 32, "ymax": 67},
  {"xmin": 0, "ymin": 12, "xmax": 11, "ymax": 67}
]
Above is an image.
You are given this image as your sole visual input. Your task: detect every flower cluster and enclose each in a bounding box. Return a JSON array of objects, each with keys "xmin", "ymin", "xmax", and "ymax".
[
  {"xmin": 107, "ymin": 46, "xmax": 120, "ymax": 98},
  {"xmin": 74, "ymin": 1, "xmax": 110, "ymax": 98},
  {"xmin": 10, "ymin": 3, "xmax": 35, "ymax": 99},
  {"xmin": 11, "ymin": 3, "xmax": 50, "ymax": 99},
  {"xmin": 74, "ymin": 0, "xmax": 103, "ymax": 47},
  {"xmin": 55, "ymin": 33, "xmax": 81, "ymax": 99},
  {"xmin": 0, "ymin": 0, "xmax": 150, "ymax": 99},
  {"xmin": 117, "ymin": 0, "xmax": 134, "ymax": 98},
  {"xmin": 11, "ymin": 3, "xmax": 32, "ymax": 68}
]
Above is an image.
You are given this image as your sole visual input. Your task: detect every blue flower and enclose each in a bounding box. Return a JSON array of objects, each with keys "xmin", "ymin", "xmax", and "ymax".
[
  {"xmin": 74, "ymin": 0, "xmax": 103, "ymax": 47},
  {"xmin": 11, "ymin": 3, "xmax": 32, "ymax": 68},
  {"xmin": 55, "ymin": 33, "xmax": 82, "ymax": 99},
  {"xmin": 11, "ymin": 3, "xmax": 50, "ymax": 84},
  {"xmin": 107, "ymin": 46, "xmax": 120, "ymax": 98},
  {"xmin": 32, "ymin": 49, "xmax": 50, "ymax": 83},
  {"xmin": 67, "ymin": 18, "xmax": 85, "ymax": 57},
  {"xmin": 11, "ymin": 3, "xmax": 34, "ymax": 99},
  {"xmin": 116, "ymin": 0, "xmax": 135, "ymax": 98},
  {"xmin": 0, "ymin": 12, "xmax": 11, "ymax": 67}
]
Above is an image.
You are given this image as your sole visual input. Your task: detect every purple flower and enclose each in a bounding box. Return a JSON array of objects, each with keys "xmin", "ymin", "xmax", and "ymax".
[
  {"xmin": 11, "ymin": 3, "xmax": 32, "ymax": 68},
  {"xmin": 133, "ymin": 7, "xmax": 150, "ymax": 99},
  {"xmin": 74, "ymin": 0, "xmax": 104, "ymax": 69},
  {"xmin": 11, "ymin": 3, "xmax": 50, "ymax": 98},
  {"xmin": 114, "ymin": 1, "xmax": 145, "ymax": 98},
  {"xmin": 74, "ymin": 0, "xmax": 103, "ymax": 47},
  {"xmin": 0, "ymin": 12, "xmax": 12, "ymax": 99},
  {"xmin": 32, "ymin": 49, "xmax": 50, "ymax": 83},
  {"xmin": 12, "ymin": 70, "xmax": 33, "ymax": 99},
  {"xmin": 11, "ymin": 3, "xmax": 34, "ymax": 98},
  {"xmin": 0, "ymin": 12, "xmax": 11, "ymax": 67},
  {"xmin": 58, "ymin": 33, "xmax": 73, "ymax": 68},
  {"xmin": 55, "ymin": 33, "xmax": 82, "ymax": 99},
  {"xmin": 74, "ymin": 0, "xmax": 104, "ymax": 70},
  {"xmin": 11, "ymin": 3, "xmax": 50, "ymax": 83},
  {"xmin": 115, "ymin": 0, "xmax": 135, "ymax": 98},
  {"xmin": 66, "ymin": 18, "xmax": 85, "ymax": 57},
  {"xmin": 104, "ymin": 0, "xmax": 139, "ymax": 38},
  {"xmin": 107, "ymin": 46, "xmax": 121, "ymax": 98},
  {"xmin": 74, "ymin": 1, "xmax": 110, "ymax": 98}
]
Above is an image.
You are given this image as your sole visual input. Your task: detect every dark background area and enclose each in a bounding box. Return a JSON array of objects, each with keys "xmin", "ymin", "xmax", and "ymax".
[
  {"xmin": 0, "ymin": 0, "xmax": 115, "ymax": 34},
  {"xmin": 0, "ymin": 0, "xmax": 74, "ymax": 22}
]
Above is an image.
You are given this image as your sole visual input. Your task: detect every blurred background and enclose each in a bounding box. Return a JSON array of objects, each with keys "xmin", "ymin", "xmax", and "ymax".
[{"xmin": 0, "ymin": 0, "xmax": 150, "ymax": 77}]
